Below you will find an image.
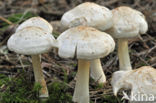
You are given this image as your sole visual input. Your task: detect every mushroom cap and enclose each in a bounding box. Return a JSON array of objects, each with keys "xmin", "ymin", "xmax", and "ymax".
[
  {"xmin": 107, "ymin": 6, "xmax": 148, "ymax": 39},
  {"xmin": 16, "ymin": 17, "xmax": 53, "ymax": 33},
  {"xmin": 57, "ymin": 26, "xmax": 115, "ymax": 60},
  {"xmin": 61, "ymin": 2, "xmax": 113, "ymax": 31},
  {"xmin": 111, "ymin": 70, "xmax": 131, "ymax": 96},
  {"xmin": 7, "ymin": 26, "xmax": 56, "ymax": 55},
  {"xmin": 111, "ymin": 66, "xmax": 156, "ymax": 97}
]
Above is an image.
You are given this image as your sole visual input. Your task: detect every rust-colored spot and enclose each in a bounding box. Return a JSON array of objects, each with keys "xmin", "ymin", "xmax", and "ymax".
[{"xmin": 77, "ymin": 26, "xmax": 87, "ymax": 31}]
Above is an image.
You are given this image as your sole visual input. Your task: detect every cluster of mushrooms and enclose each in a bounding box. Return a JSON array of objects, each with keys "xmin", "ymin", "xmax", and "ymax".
[{"xmin": 7, "ymin": 2, "xmax": 156, "ymax": 103}]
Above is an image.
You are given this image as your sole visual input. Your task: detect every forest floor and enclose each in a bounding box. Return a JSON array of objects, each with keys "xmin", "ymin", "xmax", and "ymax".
[{"xmin": 0, "ymin": 0, "xmax": 155, "ymax": 103}]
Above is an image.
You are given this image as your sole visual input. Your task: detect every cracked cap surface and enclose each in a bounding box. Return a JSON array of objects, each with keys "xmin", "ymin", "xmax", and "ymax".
[
  {"xmin": 57, "ymin": 26, "xmax": 115, "ymax": 60},
  {"xmin": 111, "ymin": 66, "xmax": 156, "ymax": 96}
]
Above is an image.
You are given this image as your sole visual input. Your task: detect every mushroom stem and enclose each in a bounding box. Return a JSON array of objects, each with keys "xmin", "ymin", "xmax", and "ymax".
[
  {"xmin": 90, "ymin": 59, "xmax": 106, "ymax": 84},
  {"xmin": 118, "ymin": 39, "xmax": 132, "ymax": 70},
  {"xmin": 31, "ymin": 55, "xmax": 49, "ymax": 99},
  {"xmin": 73, "ymin": 59, "xmax": 90, "ymax": 103}
]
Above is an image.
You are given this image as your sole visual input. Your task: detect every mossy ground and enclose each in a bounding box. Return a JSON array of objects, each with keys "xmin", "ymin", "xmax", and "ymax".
[
  {"xmin": 0, "ymin": 71, "xmax": 122, "ymax": 103},
  {"xmin": 0, "ymin": 72, "xmax": 73, "ymax": 103}
]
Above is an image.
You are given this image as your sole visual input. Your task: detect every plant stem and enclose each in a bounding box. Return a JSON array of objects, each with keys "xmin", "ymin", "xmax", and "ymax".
[
  {"xmin": 31, "ymin": 55, "xmax": 49, "ymax": 99},
  {"xmin": 90, "ymin": 59, "xmax": 106, "ymax": 84},
  {"xmin": 73, "ymin": 59, "xmax": 90, "ymax": 103},
  {"xmin": 118, "ymin": 39, "xmax": 132, "ymax": 71}
]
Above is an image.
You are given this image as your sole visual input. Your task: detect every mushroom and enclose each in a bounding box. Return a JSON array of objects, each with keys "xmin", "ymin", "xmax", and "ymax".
[
  {"xmin": 7, "ymin": 26, "xmax": 56, "ymax": 99},
  {"xmin": 61, "ymin": 2, "xmax": 112, "ymax": 30},
  {"xmin": 61, "ymin": 2, "xmax": 113, "ymax": 84},
  {"xmin": 16, "ymin": 17, "xmax": 53, "ymax": 33},
  {"xmin": 57, "ymin": 26, "xmax": 115, "ymax": 103},
  {"xmin": 111, "ymin": 66, "xmax": 156, "ymax": 102},
  {"xmin": 107, "ymin": 6, "xmax": 148, "ymax": 71}
]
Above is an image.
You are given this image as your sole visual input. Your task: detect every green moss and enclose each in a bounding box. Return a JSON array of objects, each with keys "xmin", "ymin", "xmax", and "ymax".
[
  {"xmin": 61, "ymin": 67, "xmax": 68, "ymax": 83},
  {"xmin": 0, "ymin": 71, "xmax": 121, "ymax": 103},
  {"xmin": 97, "ymin": 83, "xmax": 104, "ymax": 89},
  {"xmin": 33, "ymin": 83, "xmax": 42, "ymax": 93},
  {"xmin": 70, "ymin": 72, "xmax": 76, "ymax": 78},
  {"xmin": 0, "ymin": 71, "xmax": 73, "ymax": 103},
  {"xmin": 53, "ymin": 32, "xmax": 60, "ymax": 38},
  {"xmin": 0, "ymin": 74, "xmax": 9, "ymax": 86},
  {"xmin": 47, "ymin": 81, "xmax": 72, "ymax": 103},
  {"xmin": 102, "ymin": 95, "xmax": 122, "ymax": 103},
  {"xmin": 0, "ymin": 72, "xmax": 39, "ymax": 103}
]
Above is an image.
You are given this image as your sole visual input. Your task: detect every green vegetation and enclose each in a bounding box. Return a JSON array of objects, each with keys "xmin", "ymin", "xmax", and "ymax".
[
  {"xmin": 48, "ymin": 82, "xmax": 72, "ymax": 103},
  {"xmin": 102, "ymin": 95, "xmax": 122, "ymax": 103},
  {"xmin": 0, "ymin": 69, "xmax": 121, "ymax": 103},
  {"xmin": 0, "ymin": 72, "xmax": 39, "ymax": 103},
  {"xmin": 2, "ymin": 12, "xmax": 35, "ymax": 26},
  {"xmin": 0, "ymin": 12, "xmax": 35, "ymax": 33},
  {"xmin": 0, "ymin": 72, "xmax": 73, "ymax": 103},
  {"xmin": 53, "ymin": 31, "xmax": 60, "ymax": 38}
]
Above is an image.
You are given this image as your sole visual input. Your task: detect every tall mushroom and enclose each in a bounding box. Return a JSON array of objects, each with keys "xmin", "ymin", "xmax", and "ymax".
[
  {"xmin": 111, "ymin": 66, "xmax": 156, "ymax": 102},
  {"xmin": 107, "ymin": 6, "xmax": 148, "ymax": 71},
  {"xmin": 57, "ymin": 26, "xmax": 115, "ymax": 103},
  {"xmin": 61, "ymin": 2, "xmax": 113, "ymax": 84},
  {"xmin": 7, "ymin": 26, "xmax": 56, "ymax": 99}
]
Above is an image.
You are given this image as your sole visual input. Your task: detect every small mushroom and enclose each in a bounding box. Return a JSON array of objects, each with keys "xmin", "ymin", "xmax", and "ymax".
[
  {"xmin": 7, "ymin": 26, "xmax": 56, "ymax": 99},
  {"xmin": 16, "ymin": 17, "xmax": 53, "ymax": 33},
  {"xmin": 61, "ymin": 2, "xmax": 113, "ymax": 84},
  {"xmin": 107, "ymin": 6, "xmax": 148, "ymax": 71},
  {"xmin": 111, "ymin": 66, "xmax": 156, "ymax": 102},
  {"xmin": 57, "ymin": 26, "xmax": 115, "ymax": 103}
]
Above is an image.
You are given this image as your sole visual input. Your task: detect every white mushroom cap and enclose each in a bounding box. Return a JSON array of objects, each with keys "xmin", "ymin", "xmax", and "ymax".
[
  {"xmin": 16, "ymin": 17, "xmax": 53, "ymax": 33},
  {"xmin": 7, "ymin": 26, "xmax": 56, "ymax": 55},
  {"xmin": 61, "ymin": 2, "xmax": 113, "ymax": 31},
  {"xmin": 111, "ymin": 70, "xmax": 131, "ymax": 96},
  {"xmin": 57, "ymin": 26, "xmax": 115, "ymax": 60},
  {"xmin": 111, "ymin": 66, "xmax": 156, "ymax": 97},
  {"xmin": 107, "ymin": 6, "xmax": 148, "ymax": 39}
]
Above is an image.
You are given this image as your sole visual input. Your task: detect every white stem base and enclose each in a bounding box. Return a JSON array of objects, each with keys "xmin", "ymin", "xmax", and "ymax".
[
  {"xmin": 73, "ymin": 59, "xmax": 90, "ymax": 103},
  {"xmin": 31, "ymin": 55, "xmax": 49, "ymax": 98},
  {"xmin": 118, "ymin": 39, "xmax": 132, "ymax": 71},
  {"xmin": 90, "ymin": 59, "xmax": 106, "ymax": 84}
]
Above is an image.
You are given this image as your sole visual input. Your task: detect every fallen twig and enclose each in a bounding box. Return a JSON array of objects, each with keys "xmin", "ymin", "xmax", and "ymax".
[{"xmin": 0, "ymin": 16, "xmax": 13, "ymax": 25}]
